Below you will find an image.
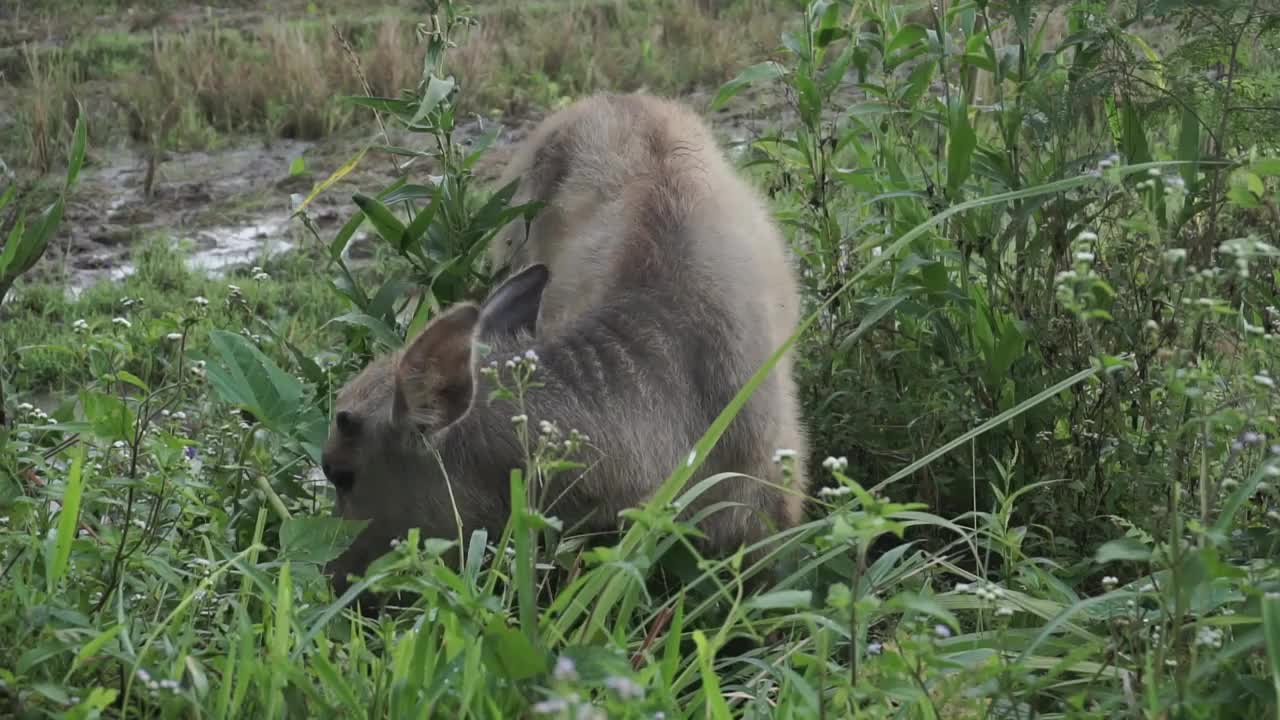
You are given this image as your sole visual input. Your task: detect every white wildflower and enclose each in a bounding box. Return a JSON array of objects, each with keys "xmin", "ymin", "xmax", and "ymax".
[
  {"xmin": 772, "ymin": 448, "xmax": 797, "ymax": 464},
  {"xmin": 604, "ymin": 675, "xmax": 645, "ymax": 700},
  {"xmin": 532, "ymin": 698, "xmax": 568, "ymax": 715},
  {"xmin": 818, "ymin": 485, "xmax": 853, "ymax": 497},
  {"xmin": 552, "ymin": 655, "xmax": 577, "ymax": 681},
  {"xmin": 1196, "ymin": 626, "xmax": 1223, "ymax": 649},
  {"xmin": 112, "ymin": 317, "xmax": 132, "ymax": 329}
]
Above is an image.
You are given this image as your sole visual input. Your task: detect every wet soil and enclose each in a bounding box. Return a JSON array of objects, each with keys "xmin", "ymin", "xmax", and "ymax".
[{"xmin": 12, "ymin": 82, "xmax": 804, "ymax": 299}]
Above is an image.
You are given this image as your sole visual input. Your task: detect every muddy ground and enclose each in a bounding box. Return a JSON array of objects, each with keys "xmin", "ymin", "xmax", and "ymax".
[
  {"xmin": 0, "ymin": 2, "xmax": 879, "ymax": 302},
  {"xmin": 13, "ymin": 84, "xmax": 803, "ymax": 298},
  {"xmin": 47, "ymin": 115, "xmax": 531, "ymax": 295}
]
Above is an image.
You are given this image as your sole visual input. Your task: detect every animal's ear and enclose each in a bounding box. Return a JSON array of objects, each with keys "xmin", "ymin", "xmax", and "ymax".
[
  {"xmin": 393, "ymin": 303, "xmax": 481, "ymax": 432},
  {"xmin": 479, "ymin": 263, "xmax": 550, "ymax": 340}
]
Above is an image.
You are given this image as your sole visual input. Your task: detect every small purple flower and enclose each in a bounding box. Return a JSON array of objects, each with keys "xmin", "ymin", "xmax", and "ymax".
[
  {"xmin": 184, "ymin": 446, "xmax": 198, "ymax": 460},
  {"xmin": 867, "ymin": 642, "xmax": 883, "ymax": 655},
  {"xmin": 934, "ymin": 624, "xmax": 952, "ymax": 639}
]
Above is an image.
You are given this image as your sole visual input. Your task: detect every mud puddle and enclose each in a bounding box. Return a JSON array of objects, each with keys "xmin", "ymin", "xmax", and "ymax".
[
  {"xmin": 37, "ymin": 116, "xmax": 524, "ymax": 299},
  {"xmin": 19, "ymin": 86, "xmax": 804, "ymax": 304}
]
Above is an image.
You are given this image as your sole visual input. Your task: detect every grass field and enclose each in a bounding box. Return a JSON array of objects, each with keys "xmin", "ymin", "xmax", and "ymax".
[{"xmin": 2, "ymin": 0, "xmax": 1280, "ymax": 717}]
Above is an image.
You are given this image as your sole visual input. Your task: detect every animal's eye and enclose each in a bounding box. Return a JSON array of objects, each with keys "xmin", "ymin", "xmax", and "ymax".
[
  {"xmin": 323, "ymin": 463, "xmax": 356, "ymax": 492},
  {"xmin": 332, "ymin": 470, "xmax": 355, "ymax": 492}
]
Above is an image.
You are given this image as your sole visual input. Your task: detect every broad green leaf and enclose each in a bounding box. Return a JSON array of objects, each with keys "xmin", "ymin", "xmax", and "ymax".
[
  {"xmin": 408, "ymin": 75, "xmax": 456, "ymax": 127},
  {"xmin": 889, "ymin": 590, "xmax": 961, "ymax": 632},
  {"xmin": 69, "ymin": 625, "xmax": 124, "ymax": 676},
  {"xmin": 79, "ymin": 391, "xmax": 135, "ymax": 443},
  {"xmin": 329, "ymin": 310, "xmax": 404, "ymax": 350},
  {"xmin": 947, "ymin": 98, "xmax": 977, "ymax": 194},
  {"xmin": 901, "ymin": 59, "xmax": 937, "ymax": 105},
  {"xmin": 113, "ymin": 370, "xmax": 149, "ymax": 393},
  {"xmin": 353, "ymin": 192, "xmax": 408, "ymax": 250},
  {"xmin": 1263, "ymin": 593, "xmax": 1280, "ymax": 706},
  {"xmin": 202, "ymin": 330, "xmax": 305, "ymax": 431},
  {"xmin": 482, "ymin": 613, "xmax": 547, "ymax": 681},
  {"xmin": 838, "ymin": 294, "xmax": 906, "ymax": 354},
  {"xmin": 65, "ymin": 687, "xmax": 118, "ymax": 720},
  {"xmin": 886, "ymin": 24, "xmax": 928, "ymax": 55},
  {"xmin": 380, "ymin": 183, "xmax": 436, "ymax": 206},
  {"xmin": 329, "ymin": 210, "xmax": 366, "ymax": 262},
  {"xmin": 65, "ymin": 104, "xmax": 87, "ymax": 191},
  {"xmin": 0, "ymin": 209, "xmax": 26, "ymax": 277},
  {"xmin": 511, "ymin": 471, "xmax": 539, "ymax": 648},
  {"xmin": 401, "ymin": 191, "xmax": 442, "ymax": 258},
  {"xmin": 692, "ymin": 631, "xmax": 731, "ymax": 720},
  {"xmin": 1094, "ymin": 537, "xmax": 1151, "ymax": 564},
  {"xmin": 47, "ymin": 444, "xmax": 87, "ymax": 594},
  {"xmin": 1252, "ymin": 157, "xmax": 1280, "ymax": 176},
  {"xmin": 710, "ymin": 61, "xmax": 788, "ymax": 111},
  {"xmin": 279, "ymin": 516, "xmax": 367, "ymax": 564},
  {"xmin": 744, "ymin": 590, "xmax": 813, "ymax": 610}
]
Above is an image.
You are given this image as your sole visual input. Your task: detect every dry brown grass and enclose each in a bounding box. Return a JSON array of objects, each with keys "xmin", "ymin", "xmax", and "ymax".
[
  {"xmin": 19, "ymin": 43, "xmax": 79, "ymax": 173},
  {"xmin": 6, "ymin": 1, "xmax": 794, "ymax": 174},
  {"xmin": 451, "ymin": 0, "xmax": 786, "ymax": 115}
]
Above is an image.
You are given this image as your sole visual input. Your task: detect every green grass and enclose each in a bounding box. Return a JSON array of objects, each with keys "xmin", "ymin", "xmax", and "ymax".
[
  {"xmin": 2, "ymin": 0, "xmax": 1280, "ymax": 717},
  {"xmin": 0, "ymin": 237, "xmax": 363, "ymax": 396}
]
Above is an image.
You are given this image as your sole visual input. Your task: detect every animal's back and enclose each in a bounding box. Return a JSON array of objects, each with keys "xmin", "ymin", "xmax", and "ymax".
[{"xmin": 490, "ymin": 93, "xmax": 809, "ymax": 548}]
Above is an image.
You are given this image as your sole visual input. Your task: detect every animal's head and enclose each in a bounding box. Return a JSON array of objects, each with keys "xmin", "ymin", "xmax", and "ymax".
[{"xmin": 321, "ymin": 264, "xmax": 551, "ymax": 602}]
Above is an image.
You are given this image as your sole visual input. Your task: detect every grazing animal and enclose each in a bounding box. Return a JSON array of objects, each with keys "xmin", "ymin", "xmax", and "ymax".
[{"xmin": 322, "ymin": 93, "xmax": 808, "ymax": 600}]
